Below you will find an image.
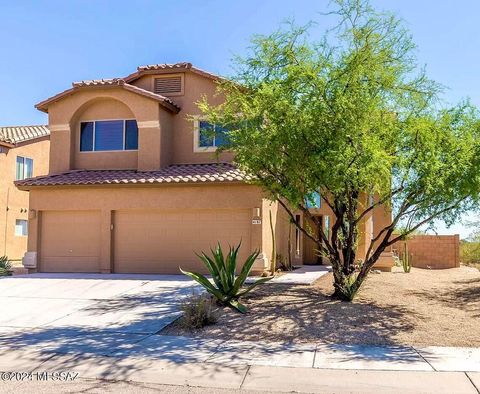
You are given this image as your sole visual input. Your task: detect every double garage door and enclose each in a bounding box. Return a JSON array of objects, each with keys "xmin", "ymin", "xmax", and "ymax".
[{"xmin": 39, "ymin": 209, "xmax": 251, "ymax": 274}]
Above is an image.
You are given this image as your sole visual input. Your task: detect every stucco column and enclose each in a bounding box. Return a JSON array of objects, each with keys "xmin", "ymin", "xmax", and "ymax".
[
  {"xmin": 22, "ymin": 208, "xmax": 40, "ymax": 272},
  {"xmin": 356, "ymin": 194, "xmax": 373, "ymax": 262},
  {"xmin": 137, "ymin": 121, "xmax": 162, "ymax": 171},
  {"xmin": 246, "ymin": 201, "xmax": 269, "ymax": 274},
  {"xmin": 255, "ymin": 199, "xmax": 280, "ymax": 272},
  {"xmin": 373, "ymin": 197, "xmax": 393, "ymax": 252},
  {"xmin": 48, "ymin": 124, "xmax": 73, "ymax": 173},
  {"xmin": 371, "ymin": 195, "xmax": 395, "ymax": 271},
  {"xmin": 100, "ymin": 210, "xmax": 113, "ymax": 273}
]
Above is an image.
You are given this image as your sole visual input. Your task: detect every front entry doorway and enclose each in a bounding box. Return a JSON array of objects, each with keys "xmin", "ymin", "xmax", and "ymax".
[{"xmin": 303, "ymin": 215, "xmax": 323, "ymax": 265}]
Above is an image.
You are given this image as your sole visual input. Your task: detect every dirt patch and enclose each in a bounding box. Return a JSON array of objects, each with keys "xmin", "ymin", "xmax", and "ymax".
[{"xmin": 162, "ymin": 266, "xmax": 480, "ymax": 347}]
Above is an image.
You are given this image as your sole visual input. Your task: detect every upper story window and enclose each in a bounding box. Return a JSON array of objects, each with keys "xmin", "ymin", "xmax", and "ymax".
[
  {"xmin": 16, "ymin": 156, "xmax": 33, "ymax": 180},
  {"xmin": 305, "ymin": 192, "xmax": 321, "ymax": 209},
  {"xmin": 194, "ymin": 120, "xmax": 230, "ymax": 152},
  {"xmin": 80, "ymin": 120, "xmax": 138, "ymax": 152}
]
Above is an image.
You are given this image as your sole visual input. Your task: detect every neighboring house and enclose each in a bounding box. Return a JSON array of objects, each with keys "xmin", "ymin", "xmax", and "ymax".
[
  {"xmin": 15, "ymin": 62, "xmax": 394, "ymax": 274},
  {"xmin": 0, "ymin": 126, "xmax": 50, "ymax": 261}
]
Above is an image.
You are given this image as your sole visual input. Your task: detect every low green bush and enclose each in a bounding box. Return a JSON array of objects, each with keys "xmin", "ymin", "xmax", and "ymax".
[
  {"xmin": 179, "ymin": 293, "xmax": 218, "ymax": 330},
  {"xmin": 0, "ymin": 256, "xmax": 12, "ymax": 276}
]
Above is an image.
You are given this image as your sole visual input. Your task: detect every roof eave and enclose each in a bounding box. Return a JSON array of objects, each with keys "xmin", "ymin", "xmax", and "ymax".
[
  {"xmin": 34, "ymin": 84, "xmax": 180, "ymax": 114},
  {"xmin": 0, "ymin": 141, "xmax": 15, "ymax": 148},
  {"xmin": 15, "ymin": 180, "xmax": 248, "ymax": 191}
]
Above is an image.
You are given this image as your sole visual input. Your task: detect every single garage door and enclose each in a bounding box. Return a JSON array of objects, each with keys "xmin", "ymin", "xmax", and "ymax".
[
  {"xmin": 113, "ymin": 209, "xmax": 251, "ymax": 274},
  {"xmin": 40, "ymin": 210, "xmax": 101, "ymax": 272}
]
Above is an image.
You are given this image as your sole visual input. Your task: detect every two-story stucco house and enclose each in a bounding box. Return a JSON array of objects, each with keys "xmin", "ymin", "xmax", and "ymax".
[
  {"xmin": 15, "ymin": 62, "xmax": 394, "ymax": 274},
  {"xmin": 0, "ymin": 126, "xmax": 50, "ymax": 262}
]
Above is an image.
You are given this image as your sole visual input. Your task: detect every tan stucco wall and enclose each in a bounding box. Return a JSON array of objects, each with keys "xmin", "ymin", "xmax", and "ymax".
[
  {"xmin": 270, "ymin": 195, "xmax": 394, "ymax": 270},
  {"xmin": 29, "ymin": 67, "xmax": 395, "ymax": 273},
  {"xmin": 48, "ymin": 88, "xmax": 171, "ymax": 172},
  {"xmin": 0, "ymin": 138, "xmax": 49, "ymax": 260},
  {"xmin": 72, "ymin": 98, "xmax": 138, "ymax": 170},
  {"xmin": 131, "ymin": 72, "xmax": 234, "ymax": 164},
  {"xmin": 46, "ymin": 71, "xmax": 233, "ymax": 175},
  {"xmin": 26, "ymin": 183, "xmax": 270, "ymax": 273}
]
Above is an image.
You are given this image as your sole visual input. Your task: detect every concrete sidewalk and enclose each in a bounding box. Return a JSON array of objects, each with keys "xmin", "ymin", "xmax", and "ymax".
[
  {"xmin": 0, "ymin": 350, "xmax": 479, "ymax": 393},
  {"xmin": 3, "ymin": 331, "xmax": 480, "ymax": 372},
  {"xmin": 1, "ymin": 336, "xmax": 480, "ymax": 393},
  {"xmin": 246, "ymin": 265, "xmax": 330, "ymax": 285}
]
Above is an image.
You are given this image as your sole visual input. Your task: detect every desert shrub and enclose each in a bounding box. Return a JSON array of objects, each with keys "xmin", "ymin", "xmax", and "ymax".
[
  {"xmin": 180, "ymin": 293, "xmax": 218, "ymax": 330},
  {"xmin": 180, "ymin": 243, "xmax": 273, "ymax": 313},
  {"xmin": 0, "ymin": 256, "xmax": 12, "ymax": 276},
  {"xmin": 461, "ymin": 240, "xmax": 480, "ymax": 267}
]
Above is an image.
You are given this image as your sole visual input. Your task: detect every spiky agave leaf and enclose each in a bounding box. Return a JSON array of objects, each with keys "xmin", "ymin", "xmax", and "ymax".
[
  {"xmin": 196, "ymin": 251, "xmax": 224, "ymax": 292},
  {"xmin": 228, "ymin": 299, "xmax": 247, "ymax": 314},
  {"xmin": 236, "ymin": 276, "xmax": 273, "ymax": 297},
  {"xmin": 231, "ymin": 249, "xmax": 261, "ymax": 296},
  {"xmin": 181, "ymin": 243, "xmax": 272, "ymax": 313},
  {"xmin": 179, "ymin": 268, "xmax": 225, "ymax": 301}
]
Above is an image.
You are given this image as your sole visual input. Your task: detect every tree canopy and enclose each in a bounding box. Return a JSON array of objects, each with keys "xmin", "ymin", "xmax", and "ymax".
[{"xmin": 198, "ymin": 0, "xmax": 480, "ymax": 299}]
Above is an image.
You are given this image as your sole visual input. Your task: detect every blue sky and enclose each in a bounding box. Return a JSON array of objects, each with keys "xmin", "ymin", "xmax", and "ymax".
[{"xmin": 0, "ymin": 1, "xmax": 478, "ymax": 237}]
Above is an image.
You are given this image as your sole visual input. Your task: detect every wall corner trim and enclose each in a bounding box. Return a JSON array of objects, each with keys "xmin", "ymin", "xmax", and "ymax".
[
  {"xmin": 137, "ymin": 120, "xmax": 161, "ymax": 128},
  {"xmin": 49, "ymin": 124, "xmax": 70, "ymax": 132}
]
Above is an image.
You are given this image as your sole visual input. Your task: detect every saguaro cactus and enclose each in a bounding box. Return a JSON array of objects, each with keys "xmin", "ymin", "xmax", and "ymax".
[{"xmin": 402, "ymin": 243, "xmax": 412, "ymax": 273}]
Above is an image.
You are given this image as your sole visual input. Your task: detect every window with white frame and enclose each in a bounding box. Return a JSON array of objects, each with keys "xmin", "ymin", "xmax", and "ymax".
[
  {"xmin": 80, "ymin": 120, "xmax": 138, "ymax": 152},
  {"xmin": 324, "ymin": 215, "xmax": 330, "ymax": 240},
  {"xmin": 295, "ymin": 214, "xmax": 301, "ymax": 256},
  {"xmin": 194, "ymin": 120, "xmax": 230, "ymax": 151},
  {"xmin": 15, "ymin": 219, "xmax": 28, "ymax": 236},
  {"xmin": 16, "ymin": 156, "xmax": 33, "ymax": 180}
]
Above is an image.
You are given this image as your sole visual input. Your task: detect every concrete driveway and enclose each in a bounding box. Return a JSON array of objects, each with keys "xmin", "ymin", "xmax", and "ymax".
[{"xmin": 0, "ymin": 273, "xmax": 197, "ymax": 358}]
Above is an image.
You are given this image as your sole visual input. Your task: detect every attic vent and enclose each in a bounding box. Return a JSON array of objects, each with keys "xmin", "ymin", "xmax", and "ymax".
[{"xmin": 154, "ymin": 76, "xmax": 183, "ymax": 95}]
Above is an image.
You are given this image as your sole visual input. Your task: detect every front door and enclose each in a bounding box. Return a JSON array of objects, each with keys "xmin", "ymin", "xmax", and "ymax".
[{"xmin": 303, "ymin": 215, "xmax": 323, "ymax": 265}]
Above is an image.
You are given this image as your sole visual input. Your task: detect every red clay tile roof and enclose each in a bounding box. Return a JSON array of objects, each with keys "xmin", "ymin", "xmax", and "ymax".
[
  {"xmin": 0, "ymin": 125, "xmax": 50, "ymax": 145},
  {"xmin": 124, "ymin": 62, "xmax": 225, "ymax": 83},
  {"xmin": 15, "ymin": 163, "xmax": 251, "ymax": 188},
  {"xmin": 71, "ymin": 78, "xmax": 126, "ymax": 87},
  {"xmin": 35, "ymin": 62, "xmax": 225, "ymax": 114},
  {"xmin": 36, "ymin": 80, "xmax": 180, "ymax": 114}
]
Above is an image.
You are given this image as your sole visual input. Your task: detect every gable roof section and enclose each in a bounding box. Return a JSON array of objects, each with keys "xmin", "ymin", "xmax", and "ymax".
[
  {"xmin": 124, "ymin": 62, "xmax": 225, "ymax": 83},
  {"xmin": 15, "ymin": 163, "xmax": 251, "ymax": 189},
  {"xmin": 0, "ymin": 125, "xmax": 50, "ymax": 146},
  {"xmin": 35, "ymin": 78, "xmax": 180, "ymax": 114}
]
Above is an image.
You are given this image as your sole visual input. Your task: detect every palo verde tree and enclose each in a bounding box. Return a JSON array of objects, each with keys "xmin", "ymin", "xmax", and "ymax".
[{"xmin": 199, "ymin": 0, "xmax": 480, "ymax": 300}]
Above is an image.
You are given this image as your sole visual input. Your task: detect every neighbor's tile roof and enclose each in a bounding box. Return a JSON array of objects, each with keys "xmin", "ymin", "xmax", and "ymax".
[
  {"xmin": 36, "ymin": 79, "xmax": 180, "ymax": 114},
  {"xmin": 15, "ymin": 163, "xmax": 251, "ymax": 188},
  {"xmin": 0, "ymin": 125, "xmax": 50, "ymax": 145}
]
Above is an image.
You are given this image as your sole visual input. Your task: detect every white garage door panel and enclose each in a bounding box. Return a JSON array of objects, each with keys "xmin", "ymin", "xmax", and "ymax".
[
  {"xmin": 114, "ymin": 210, "xmax": 251, "ymax": 274},
  {"xmin": 40, "ymin": 211, "xmax": 101, "ymax": 273}
]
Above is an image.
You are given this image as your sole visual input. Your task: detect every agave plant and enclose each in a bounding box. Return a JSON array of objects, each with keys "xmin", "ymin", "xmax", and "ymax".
[
  {"xmin": 180, "ymin": 243, "xmax": 273, "ymax": 313},
  {"xmin": 0, "ymin": 256, "xmax": 12, "ymax": 277}
]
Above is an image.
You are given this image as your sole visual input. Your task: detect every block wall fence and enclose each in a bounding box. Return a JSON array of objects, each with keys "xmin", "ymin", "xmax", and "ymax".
[{"xmin": 393, "ymin": 234, "xmax": 460, "ymax": 269}]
